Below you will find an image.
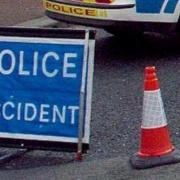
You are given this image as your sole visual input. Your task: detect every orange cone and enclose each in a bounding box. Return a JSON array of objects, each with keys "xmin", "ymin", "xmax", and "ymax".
[{"xmin": 130, "ymin": 66, "xmax": 180, "ymax": 169}]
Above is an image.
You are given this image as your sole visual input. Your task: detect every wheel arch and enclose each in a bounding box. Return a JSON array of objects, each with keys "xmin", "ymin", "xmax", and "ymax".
[{"xmin": 176, "ymin": 14, "xmax": 180, "ymax": 32}]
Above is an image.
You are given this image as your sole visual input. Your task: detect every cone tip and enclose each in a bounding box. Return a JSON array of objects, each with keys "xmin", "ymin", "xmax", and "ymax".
[
  {"xmin": 144, "ymin": 66, "xmax": 159, "ymax": 90},
  {"xmin": 145, "ymin": 66, "xmax": 156, "ymax": 74}
]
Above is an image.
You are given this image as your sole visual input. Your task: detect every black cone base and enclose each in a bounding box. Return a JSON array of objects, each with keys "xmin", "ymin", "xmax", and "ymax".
[{"xmin": 130, "ymin": 149, "xmax": 180, "ymax": 169}]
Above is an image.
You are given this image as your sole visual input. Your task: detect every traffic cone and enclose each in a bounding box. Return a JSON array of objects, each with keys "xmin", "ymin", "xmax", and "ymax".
[{"xmin": 130, "ymin": 66, "xmax": 180, "ymax": 169}]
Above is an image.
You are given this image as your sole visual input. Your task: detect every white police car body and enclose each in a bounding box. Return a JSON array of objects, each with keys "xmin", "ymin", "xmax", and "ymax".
[{"xmin": 44, "ymin": 0, "xmax": 180, "ymax": 34}]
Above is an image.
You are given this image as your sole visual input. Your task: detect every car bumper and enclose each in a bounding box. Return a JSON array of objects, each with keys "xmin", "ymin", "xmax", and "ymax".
[
  {"xmin": 43, "ymin": 0, "xmax": 135, "ymax": 27},
  {"xmin": 46, "ymin": 10, "xmax": 177, "ymax": 34},
  {"xmin": 44, "ymin": 0, "xmax": 135, "ymax": 9},
  {"xmin": 46, "ymin": 10, "xmax": 123, "ymax": 27}
]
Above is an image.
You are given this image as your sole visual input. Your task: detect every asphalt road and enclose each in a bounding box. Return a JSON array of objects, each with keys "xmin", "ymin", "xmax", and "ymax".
[
  {"xmin": 1, "ymin": 1, "xmax": 180, "ymax": 178},
  {"xmin": 0, "ymin": 0, "xmax": 44, "ymax": 26},
  {"xmin": 0, "ymin": 31, "xmax": 180, "ymax": 179},
  {"xmin": 0, "ymin": 26, "xmax": 180, "ymax": 180}
]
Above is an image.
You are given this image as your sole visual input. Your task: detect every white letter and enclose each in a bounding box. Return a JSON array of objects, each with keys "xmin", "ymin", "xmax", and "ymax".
[
  {"xmin": 0, "ymin": 49, "xmax": 15, "ymax": 75},
  {"xmin": 2, "ymin": 101, "xmax": 15, "ymax": 120},
  {"xmin": 24, "ymin": 103, "xmax": 37, "ymax": 121},
  {"xmin": 17, "ymin": 103, "xmax": 22, "ymax": 120},
  {"xmin": 39, "ymin": 104, "xmax": 50, "ymax": 123},
  {"xmin": 19, "ymin": 51, "xmax": 30, "ymax": 75},
  {"xmin": 42, "ymin": 52, "xmax": 59, "ymax": 78},
  {"xmin": 33, "ymin": 51, "xmax": 38, "ymax": 76},
  {"xmin": 68, "ymin": 106, "xmax": 79, "ymax": 124},
  {"xmin": 63, "ymin": 53, "xmax": 77, "ymax": 78},
  {"xmin": 52, "ymin": 105, "xmax": 66, "ymax": 124}
]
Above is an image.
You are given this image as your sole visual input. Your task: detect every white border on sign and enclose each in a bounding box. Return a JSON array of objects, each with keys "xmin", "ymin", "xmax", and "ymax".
[
  {"xmin": 0, "ymin": 36, "xmax": 85, "ymax": 45},
  {"xmin": 0, "ymin": 132, "xmax": 78, "ymax": 143},
  {"xmin": 0, "ymin": 35, "xmax": 95, "ymax": 145},
  {"xmin": 84, "ymin": 39, "xmax": 95, "ymax": 143}
]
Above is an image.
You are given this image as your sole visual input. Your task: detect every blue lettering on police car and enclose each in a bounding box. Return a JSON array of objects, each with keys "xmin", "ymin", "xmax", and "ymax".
[
  {"xmin": 136, "ymin": 0, "xmax": 164, "ymax": 13},
  {"xmin": 164, "ymin": 0, "xmax": 178, "ymax": 13},
  {"xmin": 136, "ymin": 0, "xmax": 178, "ymax": 14}
]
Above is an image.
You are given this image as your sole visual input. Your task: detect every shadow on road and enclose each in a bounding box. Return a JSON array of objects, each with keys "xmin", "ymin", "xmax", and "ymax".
[
  {"xmin": 0, "ymin": 150, "xmax": 75, "ymax": 170},
  {"xmin": 96, "ymin": 32, "xmax": 180, "ymax": 62}
]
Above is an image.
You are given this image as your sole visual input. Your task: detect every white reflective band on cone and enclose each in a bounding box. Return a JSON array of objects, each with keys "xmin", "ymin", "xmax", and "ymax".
[{"xmin": 142, "ymin": 89, "xmax": 167, "ymax": 129}]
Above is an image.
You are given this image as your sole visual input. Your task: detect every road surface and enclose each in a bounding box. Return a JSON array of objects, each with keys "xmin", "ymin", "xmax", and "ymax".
[
  {"xmin": 0, "ymin": 0, "xmax": 44, "ymax": 26},
  {"xmin": 1, "ymin": 1, "xmax": 180, "ymax": 179}
]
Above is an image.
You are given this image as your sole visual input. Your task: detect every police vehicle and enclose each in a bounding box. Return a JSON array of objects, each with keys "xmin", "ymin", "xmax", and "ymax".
[{"xmin": 43, "ymin": 0, "xmax": 180, "ymax": 35}]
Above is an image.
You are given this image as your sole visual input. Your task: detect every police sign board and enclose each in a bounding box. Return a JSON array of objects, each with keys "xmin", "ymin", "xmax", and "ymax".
[{"xmin": 0, "ymin": 27, "xmax": 95, "ymax": 152}]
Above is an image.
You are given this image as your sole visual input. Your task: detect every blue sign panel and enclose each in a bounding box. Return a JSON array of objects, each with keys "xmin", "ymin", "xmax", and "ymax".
[{"xmin": 0, "ymin": 38, "xmax": 86, "ymax": 139}]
